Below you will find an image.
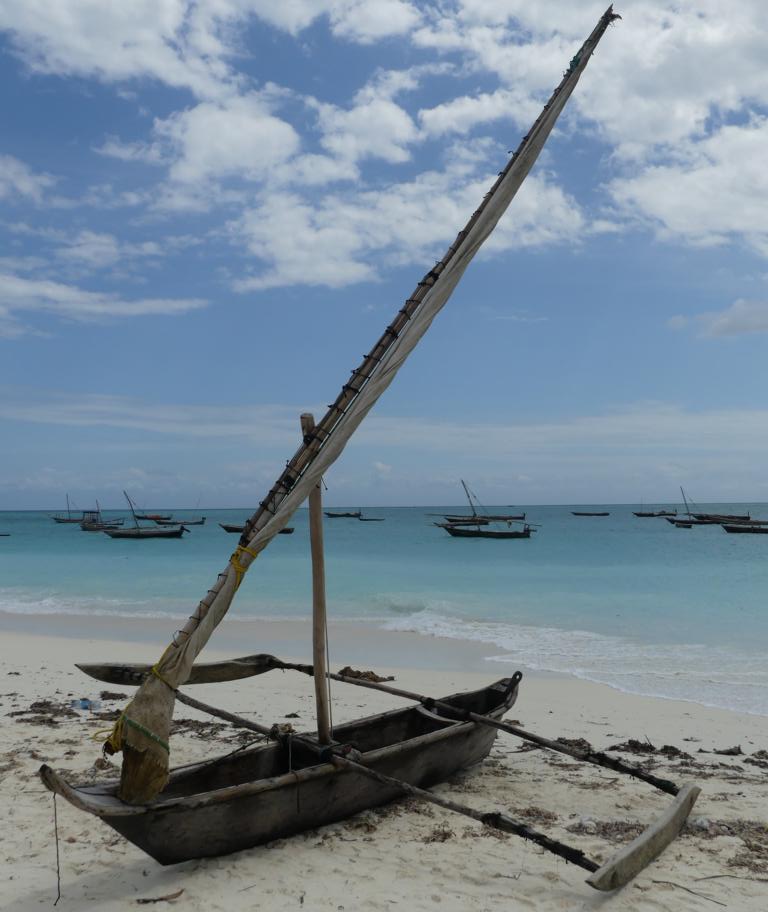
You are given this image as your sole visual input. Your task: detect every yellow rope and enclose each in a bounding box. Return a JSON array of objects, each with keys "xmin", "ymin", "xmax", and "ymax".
[
  {"xmin": 101, "ymin": 712, "xmax": 126, "ymax": 755},
  {"xmin": 230, "ymin": 544, "xmax": 259, "ymax": 590},
  {"xmin": 150, "ymin": 664, "xmax": 175, "ymax": 690}
]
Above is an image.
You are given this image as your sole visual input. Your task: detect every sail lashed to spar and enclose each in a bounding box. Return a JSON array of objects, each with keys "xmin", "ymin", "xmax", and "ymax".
[{"xmin": 111, "ymin": 7, "xmax": 621, "ymax": 802}]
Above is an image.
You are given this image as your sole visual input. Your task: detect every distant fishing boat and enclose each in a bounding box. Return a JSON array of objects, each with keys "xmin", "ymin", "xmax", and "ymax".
[
  {"xmin": 721, "ymin": 523, "xmax": 768, "ymax": 535},
  {"xmin": 678, "ymin": 487, "xmax": 750, "ymax": 524},
  {"xmin": 633, "ymin": 509, "xmax": 676, "ymax": 517},
  {"xmin": 692, "ymin": 511, "xmax": 751, "ymax": 522},
  {"xmin": 571, "ymin": 511, "xmax": 609, "ymax": 517},
  {"xmin": 435, "ymin": 481, "xmax": 526, "ymax": 525},
  {"xmin": 324, "ymin": 510, "xmax": 362, "ymax": 518},
  {"xmin": 156, "ymin": 517, "xmax": 206, "ymax": 526},
  {"xmin": 135, "ymin": 512, "xmax": 172, "ymax": 522},
  {"xmin": 220, "ymin": 523, "xmax": 294, "ymax": 534},
  {"xmin": 106, "ymin": 525, "xmax": 188, "ymax": 539},
  {"xmin": 104, "ymin": 492, "xmax": 189, "ymax": 539},
  {"xmin": 80, "ymin": 504, "xmax": 124, "ymax": 532},
  {"xmin": 437, "ymin": 522, "xmax": 534, "ymax": 539},
  {"xmin": 51, "ymin": 494, "xmax": 88, "ymax": 523}
]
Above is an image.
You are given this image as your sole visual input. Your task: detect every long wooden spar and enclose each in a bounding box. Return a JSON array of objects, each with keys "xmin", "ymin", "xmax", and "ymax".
[{"xmin": 78, "ymin": 655, "xmax": 679, "ymax": 796}]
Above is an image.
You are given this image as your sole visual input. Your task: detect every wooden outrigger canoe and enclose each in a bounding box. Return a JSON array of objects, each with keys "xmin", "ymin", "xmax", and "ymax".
[
  {"xmin": 43, "ymin": 653, "xmax": 701, "ymax": 890},
  {"xmin": 41, "ymin": 678, "xmax": 519, "ymax": 866}
]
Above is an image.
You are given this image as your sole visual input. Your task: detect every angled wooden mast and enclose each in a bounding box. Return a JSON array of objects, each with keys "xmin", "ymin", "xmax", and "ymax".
[{"xmin": 106, "ymin": 5, "xmax": 622, "ymax": 805}]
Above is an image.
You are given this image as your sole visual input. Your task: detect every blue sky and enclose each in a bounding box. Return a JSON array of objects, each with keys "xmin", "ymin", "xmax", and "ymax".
[{"xmin": 1, "ymin": 1, "xmax": 767, "ymax": 509}]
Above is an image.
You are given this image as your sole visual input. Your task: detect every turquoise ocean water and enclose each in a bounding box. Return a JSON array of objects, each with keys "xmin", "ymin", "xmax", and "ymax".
[{"xmin": 1, "ymin": 505, "xmax": 767, "ymax": 716}]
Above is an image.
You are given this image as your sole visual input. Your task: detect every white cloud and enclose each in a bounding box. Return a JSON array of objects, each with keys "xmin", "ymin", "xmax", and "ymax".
[
  {"xmin": 329, "ymin": 0, "xmax": 421, "ymax": 43},
  {"xmin": 312, "ymin": 66, "xmax": 445, "ymax": 167},
  {"xmin": 4, "ymin": 391, "xmax": 768, "ymax": 501},
  {"xmin": 317, "ymin": 97, "xmax": 418, "ymax": 165},
  {"xmin": 414, "ymin": 2, "xmax": 768, "ymax": 163},
  {"xmin": 609, "ymin": 117, "xmax": 768, "ymax": 256},
  {"xmin": 419, "ymin": 88, "xmax": 539, "ymax": 138},
  {"xmin": 158, "ymin": 94, "xmax": 301, "ymax": 184},
  {"xmin": 671, "ymin": 299, "xmax": 768, "ymax": 337},
  {"xmin": 232, "ymin": 155, "xmax": 585, "ymax": 290},
  {"xmin": 0, "ymin": 0, "xmax": 422, "ymax": 103},
  {"xmin": 95, "ymin": 137, "xmax": 165, "ymax": 164},
  {"xmin": 56, "ymin": 231, "xmax": 122, "ymax": 268},
  {"xmin": 0, "ymin": 154, "xmax": 55, "ymax": 202},
  {"xmin": 232, "ymin": 191, "xmax": 375, "ymax": 290},
  {"xmin": 0, "ymin": 0, "xmax": 237, "ymax": 99},
  {"xmin": 0, "ymin": 389, "xmax": 307, "ymax": 442},
  {"xmin": 0, "ymin": 272, "xmax": 206, "ymax": 337}
]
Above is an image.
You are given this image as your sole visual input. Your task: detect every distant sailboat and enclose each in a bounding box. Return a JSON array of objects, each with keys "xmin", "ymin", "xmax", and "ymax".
[
  {"xmin": 435, "ymin": 481, "xmax": 533, "ymax": 538},
  {"xmin": 103, "ymin": 492, "xmax": 189, "ymax": 539},
  {"xmin": 51, "ymin": 494, "xmax": 87, "ymax": 524}
]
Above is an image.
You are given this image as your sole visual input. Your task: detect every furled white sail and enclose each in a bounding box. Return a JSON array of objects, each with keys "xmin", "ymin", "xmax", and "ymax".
[{"xmin": 112, "ymin": 6, "xmax": 620, "ymax": 802}]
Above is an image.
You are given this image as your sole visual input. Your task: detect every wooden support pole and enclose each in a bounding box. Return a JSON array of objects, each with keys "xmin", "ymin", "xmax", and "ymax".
[{"xmin": 301, "ymin": 413, "xmax": 332, "ymax": 745}]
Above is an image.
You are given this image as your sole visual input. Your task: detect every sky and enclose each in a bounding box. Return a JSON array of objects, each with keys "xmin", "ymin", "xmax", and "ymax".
[{"xmin": 1, "ymin": 0, "xmax": 768, "ymax": 510}]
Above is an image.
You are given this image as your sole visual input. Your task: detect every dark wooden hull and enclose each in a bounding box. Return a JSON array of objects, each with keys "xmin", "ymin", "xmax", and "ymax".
[
  {"xmin": 80, "ymin": 522, "xmax": 123, "ymax": 532},
  {"xmin": 443, "ymin": 513, "xmax": 525, "ymax": 522},
  {"xmin": 441, "ymin": 517, "xmax": 490, "ymax": 526},
  {"xmin": 135, "ymin": 513, "xmax": 172, "ymax": 521},
  {"xmin": 156, "ymin": 517, "xmax": 206, "ymax": 526},
  {"xmin": 722, "ymin": 523, "xmax": 768, "ymax": 534},
  {"xmin": 571, "ymin": 512, "xmax": 609, "ymax": 517},
  {"xmin": 324, "ymin": 511, "xmax": 362, "ymax": 518},
  {"xmin": 219, "ymin": 523, "xmax": 293, "ymax": 534},
  {"xmin": 104, "ymin": 526, "xmax": 187, "ymax": 539},
  {"xmin": 52, "ymin": 516, "xmax": 85, "ymax": 523},
  {"xmin": 439, "ymin": 524, "xmax": 532, "ymax": 539},
  {"xmin": 669, "ymin": 518, "xmax": 717, "ymax": 526},
  {"xmin": 40, "ymin": 678, "xmax": 517, "ymax": 865},
  {"xmin": 692, "ymin": 513, "xmax": 750, "ymax": 522},
  {"xmin": 633, "ymin": 511, "xmax": 676, "ymax": 517}
]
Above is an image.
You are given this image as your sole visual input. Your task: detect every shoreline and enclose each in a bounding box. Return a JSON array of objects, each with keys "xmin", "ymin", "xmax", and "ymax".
[{"xmin": 2, "ymin": 609, "xmax": 766, "ymax": 720}]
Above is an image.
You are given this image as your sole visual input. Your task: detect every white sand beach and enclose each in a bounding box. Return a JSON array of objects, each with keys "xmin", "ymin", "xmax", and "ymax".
[{"xmin": 1, "ymin": 618, "xmax": 766, "ymax": 912}]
